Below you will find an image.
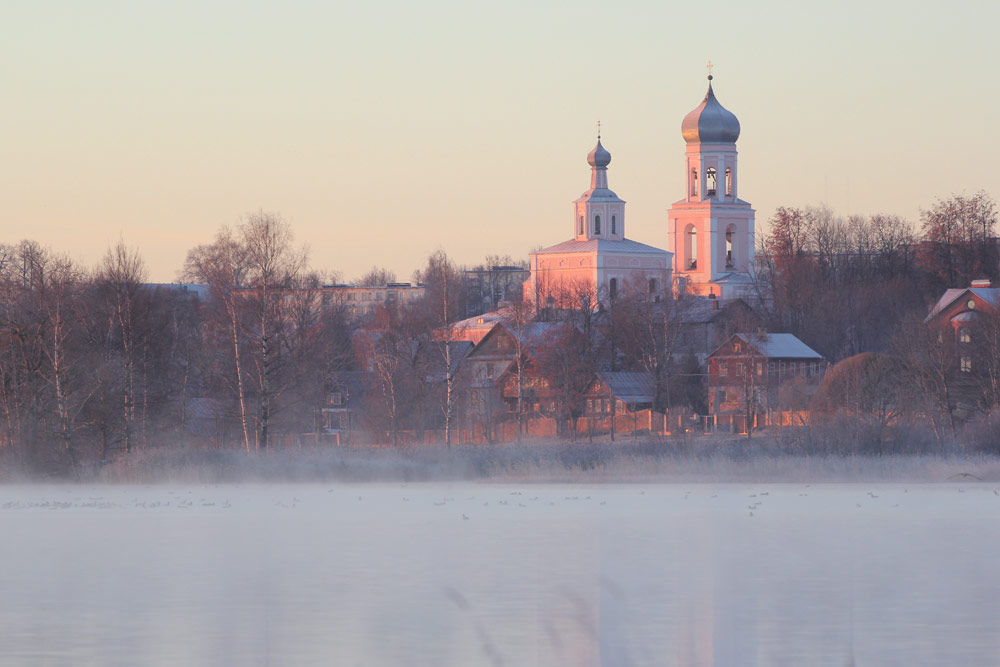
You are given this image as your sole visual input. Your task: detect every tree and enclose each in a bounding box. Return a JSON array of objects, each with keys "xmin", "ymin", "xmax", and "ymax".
[
  {"xmin": 95, "ymin": 240, "xmax": 148, "ymax": 454},
  {"xmin": 356, "ymin": 266, "xmax": 396, "ymax": 287},
  {"xmin": 919, "ymin": 191, "xmax": 998, "ymax": 290}
]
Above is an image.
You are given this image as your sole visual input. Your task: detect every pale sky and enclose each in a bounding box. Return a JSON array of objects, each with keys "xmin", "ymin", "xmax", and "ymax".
[{"xmin": 2, "ymin": 0, "xmax": 997, "ymax": 282}]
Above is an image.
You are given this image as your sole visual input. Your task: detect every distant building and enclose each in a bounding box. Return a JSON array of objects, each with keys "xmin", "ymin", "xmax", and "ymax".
[
  {"xmin": 463, "ymin": 265, "xmax": 530, "ymax": 317},
  {"xmin": 320, "ymin": 282, "xmax": 425, "ymax": 317}
]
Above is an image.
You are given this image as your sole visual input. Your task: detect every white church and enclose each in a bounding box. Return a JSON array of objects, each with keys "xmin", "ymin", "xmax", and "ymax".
[{"xmin": 524, "ymin": 74, "xmax": 755, "ymax": 304}]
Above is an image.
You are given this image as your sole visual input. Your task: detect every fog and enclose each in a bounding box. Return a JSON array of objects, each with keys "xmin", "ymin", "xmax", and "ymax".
[{"xmin": 3, "ymin": 449, "xmax": 1000, "ymax": 666}]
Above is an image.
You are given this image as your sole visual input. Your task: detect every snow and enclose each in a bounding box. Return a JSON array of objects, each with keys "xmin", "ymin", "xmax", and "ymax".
[{"xmin": 2, "ymin": 482, "xmax": 999, "ymax": 665}]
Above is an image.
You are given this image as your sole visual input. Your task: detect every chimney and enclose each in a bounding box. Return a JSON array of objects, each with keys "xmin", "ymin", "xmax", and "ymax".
[{"xmin": 971, "ymin": 279, "xmax": 991, "ymax": 288}]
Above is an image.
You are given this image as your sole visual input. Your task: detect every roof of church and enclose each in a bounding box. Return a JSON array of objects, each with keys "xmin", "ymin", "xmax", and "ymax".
[
  {"xmin": 575, "ymin": 187, "xmax": 624, "ymax": 203},
  {"xmin": 532, "ymin": 238, "xmax": 670, "ymax": 256},
  {"xmin": 681, "ymin": 77, "xmax": 741, "ymax": 144},
  {"xmin": 587, "ymin": 138, "xmax": 611, "ymax": 168}
]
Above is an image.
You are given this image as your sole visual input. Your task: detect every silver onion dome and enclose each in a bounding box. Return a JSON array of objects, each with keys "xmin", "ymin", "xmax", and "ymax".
[
  {"xmin": 681, "ymin": 76, "xmax": 741, "ymax": 144},
  {"xmin": 587, "ymin": 138, "xmax": 611, "ymax": 168}
]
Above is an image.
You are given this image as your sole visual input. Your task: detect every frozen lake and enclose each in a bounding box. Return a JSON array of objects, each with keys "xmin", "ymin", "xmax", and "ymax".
[{"xmin": 2, "ymin": 482, "xmax": 999, "ymax": 666}]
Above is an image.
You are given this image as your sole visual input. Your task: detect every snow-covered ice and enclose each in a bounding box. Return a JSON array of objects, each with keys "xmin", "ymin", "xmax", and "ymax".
[{"xmin": 1, "ymin": 482, "xmax": 999, "ymax": 666}]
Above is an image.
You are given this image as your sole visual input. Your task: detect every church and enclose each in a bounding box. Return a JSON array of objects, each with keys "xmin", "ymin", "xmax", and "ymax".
[{"xmin": 524, "ymin": 74, "xmax": 755, "ymax": 305}]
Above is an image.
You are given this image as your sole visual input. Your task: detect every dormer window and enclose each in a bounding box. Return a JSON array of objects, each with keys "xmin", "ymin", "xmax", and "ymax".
[
  {"xmin": 594, "ymin": 215, "xmax": 601, "ymax": 235},
  {"xmin": 706, "ymin": 168, "xmax": 717, "ymax": 197}
]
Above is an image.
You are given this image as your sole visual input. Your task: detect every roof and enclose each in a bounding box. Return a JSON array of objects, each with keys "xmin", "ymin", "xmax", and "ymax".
[
  {"xmin": 532, "ymin": 237, "xmax": 670, "ymax": 256},
  {"xmin": 925, "ymin": 287, "xmax": 1000, "ymax": 323},
  {"xmin": 595, "ymin": 372, "xmax": 655, "ymax": 404},
  {"xmin": 681, "ymin": 79, "xmax": 741, "ymax": 144},
  {"xmin": 709, "ymin": 333, "xmax": 823, "ymax": 360}
]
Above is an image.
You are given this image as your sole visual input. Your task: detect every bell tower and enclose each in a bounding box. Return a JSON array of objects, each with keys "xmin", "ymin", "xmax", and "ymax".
[
  {"xmin": 667, "ymin": 73, "xmax": 755, "ymax": 298},
  {"xmin": 574, "ymin": 129, "xmax": 626, "ymax": 242}
]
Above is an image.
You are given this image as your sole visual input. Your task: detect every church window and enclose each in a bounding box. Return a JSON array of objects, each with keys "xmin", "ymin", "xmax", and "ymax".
[
  {"xmin": 725, "ymin": 168, "xmax": 733, "ymax": 196},
  {"xmin": 725, "ymin": 225, "xmax": 736, "ymax": 268},
  {"xmin": 686, "ymin": 225, "xmax": 698, "ymax": 269},
  {"xmin": 595, "ymin": 215, "xmax": 601, "ymax": 235},
  {"xmin": 691, "ymin": 168, "xmax": 698, "ymax": 197},
  {"xmin": 706, "ymin": 168, "xmax": 717, "ymax": 197},
  {"xmin": 611, "ymin": 215, "xmax": 616, "ymax": 234},
  {"xmin": 609, "ymin": 277, "xmax": 618, "ymax": 300},
  {"xmin": 959, "ymin": 327, "xmax": 971, "ymax": 344},
  {"xmin": 578, "ymin": 215, "xmax": 583, "ymax": 235}
]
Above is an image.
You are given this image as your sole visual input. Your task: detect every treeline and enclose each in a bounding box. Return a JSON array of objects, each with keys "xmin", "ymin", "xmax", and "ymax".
[
  {"xmin": 2, "ymin": 191, "xmax": 998, "ymax": 473},
  {"xmin": 753, "ymin": 191, "xmax": 997, "ymax": 360}
]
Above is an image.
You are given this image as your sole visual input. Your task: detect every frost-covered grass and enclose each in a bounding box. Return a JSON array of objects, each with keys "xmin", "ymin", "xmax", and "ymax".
[{"xmin": 56, "ymin": 434, "xmax": 1000, "ymax": 484}]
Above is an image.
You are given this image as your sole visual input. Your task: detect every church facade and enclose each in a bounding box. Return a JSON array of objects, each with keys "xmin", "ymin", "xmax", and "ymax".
[{"xmin": 525, "ymin": 75, "xmax": 755, "ymax": 306}]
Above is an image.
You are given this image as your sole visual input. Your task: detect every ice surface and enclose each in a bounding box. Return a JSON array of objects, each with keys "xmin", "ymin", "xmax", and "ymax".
[{"xmin": 2, "ymin": 483, "xmax": 999, "ymax": 666}]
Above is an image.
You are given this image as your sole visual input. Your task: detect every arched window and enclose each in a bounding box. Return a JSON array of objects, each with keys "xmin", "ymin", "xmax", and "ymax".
[
  {"xmin": 691, "ymin": 168, "xmax": 698, "ymax": 197},
  {"xmin": 725, "ymin": 168, "xmax": 733, "ymax": 196},
  {"xmin": 594, "ymin": 215, "xmax": 601, "ymax": 235},
  {"xmin": 725, "ymin": 225, "xmax": 736, "ymax": 268},
  {"xmin": 578, "ymin": 215, "xmax": 583, "ymax": 235},
  {"xmin": 959, "ymin": 327, "xmax": 971, "ymax": 344},
  {"xmin": 706, "ymin": 168, "xmax": 717, "ymax": 196},
  {"xmin": 609, "ymin": 277, "xmax": 617, "ymax": 300},
  {"xmin": 611, "ymin": 215, "xmax": 616, "ymax": 235},
  {"xmin": 686, "ymin": 225, "xmax": 698, "ymax": 269}
]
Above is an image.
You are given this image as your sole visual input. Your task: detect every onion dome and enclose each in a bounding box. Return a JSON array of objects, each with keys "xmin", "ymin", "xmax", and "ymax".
[
  {"xmin": 681, "ymin": 76, "xmax": 741, "ymax": 144},
  {"xmin": 587, "ymin": 138, "xmax": 611, "ymax": 168}
]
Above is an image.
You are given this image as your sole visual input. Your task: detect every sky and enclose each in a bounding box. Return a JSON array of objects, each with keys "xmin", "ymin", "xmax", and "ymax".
[{"xmin": 1, "ymin": 0, "xmax": 998, "ymax": 283}]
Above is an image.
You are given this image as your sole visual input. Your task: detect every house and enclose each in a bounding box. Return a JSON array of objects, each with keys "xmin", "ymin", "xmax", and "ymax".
[
  {"xmin": 321, "ymin": 372, "xmax": 369, "ymax": 444},
  {"xmin": 707, "ymin": 332, "xmax": 825, "ymax": 417},
  {"xmin": 923, "ymin": 278, "xmax": 1000, "ymax": 415}
]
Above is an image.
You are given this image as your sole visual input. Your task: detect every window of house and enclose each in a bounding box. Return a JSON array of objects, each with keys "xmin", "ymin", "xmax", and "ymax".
[
  {"xmin": 810, "ymin": 362, "xmax": 817, "ymax": 375},
  {"xmin": 347, "ymin": 293, "xmax": 355, "ymax": 300},
  {"xmin": 789, "ymin": 362, "xmax": 796, "ymax": 374},
  {"xmin": 595, "ymin": 215, "xmax": 601, "ymax": 235},
  {"xmin": 757, "ymin": 362, "xmax": 763, "ymax": 376},
  {"xmin": 961, "ymin": 356, "xmax": 972, "ymax": 373},
  {"xmin": 959, "ymin": 327, "xmax": 971, "ymax": 344},
  {"xmin": 769, "ymin": 362, "xmax": 775, "ymax": 375},
  {"xmin": 609, "ymin": 277, "xmax": 617, "ymax": 300},
  {"xmin": 779, "ymin": 362, "xmax": 786, "ymax": 374},
  {"xmin": 362, "ymin": 293, "xmax": 370, "ymax": 301},
  {"xmin": 736, "ymin": 362, "xmax": 745, "ymax": 376},
  {"xmin": 649, "ymin": 278, "xmax": 657, "ymax": 295},
  {"xmin": 328, "ymin": 392, "xmax": 342, "ymax": 406},
  {"xmin": 611, "ymin": 215, "xmax": 617, "ymax": 234},
  {"xmin": 719, "ymin": 362, "xmax": 727, "ymax": 376}
]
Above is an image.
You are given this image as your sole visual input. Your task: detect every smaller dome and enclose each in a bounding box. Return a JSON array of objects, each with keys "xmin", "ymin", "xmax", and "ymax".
[
  {"xmin": 587, "ymin": 138, "xmax": 611, "ymax": 168},
  {"xmin": 681, "ymin": 78, "xmax": 741, "ymax": 144}
]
